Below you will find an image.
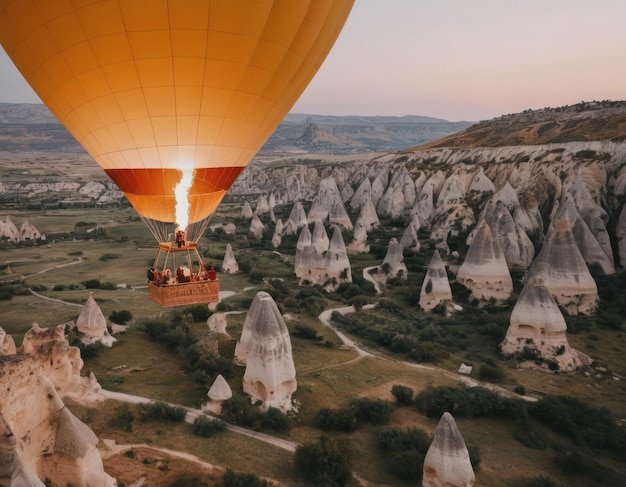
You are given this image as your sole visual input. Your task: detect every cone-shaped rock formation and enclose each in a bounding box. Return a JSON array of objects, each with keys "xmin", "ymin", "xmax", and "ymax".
[
  {"xmin": 241, "ymin": 292, "xmax": 297, "ymax": 411},
  {"xmin": 419, "ymin": 250, "xmax": 453, "ymax": 311},
  {"xmin": 501, "ymin": 277, "xmax": 592, "ymax": 370},
  {"xmin": 527, "ymin": 217, "xmax": 598, "ymax": 315},
  {"xmin": 423, "ymin": 412, "xmax": 475, "ymax": 487},
  {"xmin": 456, "ymin": 220, "xmax": 512, "ymax": 302},
  {"xmin": 222, "ymin": 244, "xmax": 239, "ymax": 274},
  {"xmin": 76, "ymin": 294, "xmax": 116, "ymax": 347}
]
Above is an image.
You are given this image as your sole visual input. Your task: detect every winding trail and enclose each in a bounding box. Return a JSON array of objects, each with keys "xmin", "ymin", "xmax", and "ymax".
[{"xmin": 101, "ymin": 390, "xmax": 299, "ymax": 453}]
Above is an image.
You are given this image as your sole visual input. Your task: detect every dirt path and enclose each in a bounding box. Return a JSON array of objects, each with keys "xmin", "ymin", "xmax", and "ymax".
[
  {"xmin": 101, "ymin": 390, "xmax": 300, "ymax": 452},
  {"xmin": 28, "ymin": 288, "xmax": 84, "ymax": 307}
]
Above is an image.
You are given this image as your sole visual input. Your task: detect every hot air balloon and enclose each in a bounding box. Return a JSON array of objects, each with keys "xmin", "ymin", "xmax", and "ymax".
[{"xmin": 0, "ymin": 0, "xmax": 354, "ymax": 306}]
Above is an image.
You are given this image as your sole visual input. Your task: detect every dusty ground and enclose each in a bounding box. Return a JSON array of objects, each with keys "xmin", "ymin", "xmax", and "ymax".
[{"xmin": 99, "ymin": 441, "xmax": 224, "ymax": 486}]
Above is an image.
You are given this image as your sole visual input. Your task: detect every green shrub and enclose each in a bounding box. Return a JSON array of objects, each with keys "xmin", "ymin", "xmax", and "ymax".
[
  {"xmin": 391, "ymin": 384, "xmax": 414, "ymax": 406},
  {"xmin": 109, "ymin": 309, "xmax": 133, "ymax": 324},
  {"xmin": 222, "ymin": 469, "xmax": 274, "ymax": 487},
  {"xmin": 415, "ymin": 386, "xmax": 516, "ymax": 419},
  {"xmin": 352, "ymin": 398, "xmax": 393, "ymax": 425},
  {"xmin": 83, "ymin": 279, "xmax": 101, "ymax": 289},
  {"xmin": 378, "ymin": 427, "xmax": 430, "ymax": 453},
  {"xmin": 221, "ymin": 396, "xmax": 261, "ymax": 427},
  {"xmin": 192, "ymin": 416, "xmax": 226, "ymax": 437},
  {"xmin": 529, "ymin": 395, "xmax": 626, "ymax": 451},
  {"xmin": 314, "ymin": 408, "xmax": 357, "ymax": 432},
  {"xmin": 294, "ymin": 436, "xmax": 352, "ymax": 487},
  {"xmin": 292, "ymin": 322, "xmax": 318, "ymax": 340},
  {"xmin": 377, "ymin": 427, "xmax": 430, "ymax": 481},
  {"xmin": 186, "ymin": 304, "xmax": 211, "ymax": 322},
  {"xmin": 108, "ymin": 404, "xmax": 134, "ymax": 431},
  {"xmin": 138, "ymin": 401, "xmax": 187, "ymax": 422},
  {"xmin": 478, "ymin": 364, "xmax": 505, "ymax": 383},
  {"xmin": 53, "ymin": 284, "xmax": 65, "ymax": 291},
  {"xmin": 261, "ymin": 407, "xmax": 289, "ymax": 433},
  {"xmin": 99, "ymin": 253, "xmax": 120, "ymax": 261}
]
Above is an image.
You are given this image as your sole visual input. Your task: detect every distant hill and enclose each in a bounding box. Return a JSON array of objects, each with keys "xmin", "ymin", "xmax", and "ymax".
[
  {"xmin": 263, "ymin": 113, "xmax": 473, "ymax": 152},
  {"xmin": 0, "ymin": 103, "xmax": 473, "ymax": 154},
  {"xmin": 415, "ymin": 100, "xmax": 626, "ymax": 150}
]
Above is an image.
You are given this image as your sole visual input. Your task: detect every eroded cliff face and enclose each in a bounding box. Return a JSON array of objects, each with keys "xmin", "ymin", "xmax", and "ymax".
[{"xmin": 0, "ymin": 354, "xmax": 115, "ymax": 486}]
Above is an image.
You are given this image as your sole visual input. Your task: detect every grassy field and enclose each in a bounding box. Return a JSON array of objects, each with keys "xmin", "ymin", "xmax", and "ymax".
[{"xmin": 1, "ymin": 203, "xmax": 625, "ymax": 486}]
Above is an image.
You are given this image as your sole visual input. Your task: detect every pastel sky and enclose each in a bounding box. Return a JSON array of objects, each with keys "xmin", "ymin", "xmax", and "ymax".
[{"xmin": 1, "ymin": 0, "xmax": 625, "ymax": 122}]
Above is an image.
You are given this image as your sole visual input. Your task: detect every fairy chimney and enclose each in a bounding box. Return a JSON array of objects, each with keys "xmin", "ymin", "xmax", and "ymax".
[
  {"xmin": 0, "ymin": 327, "xmax": 16, "ymax": 356},
  {"xmin": 222, "ymin": 243, "xmax": 239, "ymax": 274},
  {"xmin": 419, "ymin": 250, "xmax": 453, "ymax": 312},
  {"xmin": 501, "ymin": 276, "xmax": 592, "ymax": 370},
  {"xmin": 456, "ymin": 220, "xmax": 512, "ymax": 303},
  {"xmin": 241, "ymin": 292, "xmax": 297, "ymax": 411},
  {"xmin": 527, "ymin": 217, "xmax": 598, "ymax": 315},
  {"xmin": 422, "ymin": 412, "xmax": 475, "ymax": 487},
  {"xmin": 76, "ymin": 294, "xmax": 116, "ymax": 347}
]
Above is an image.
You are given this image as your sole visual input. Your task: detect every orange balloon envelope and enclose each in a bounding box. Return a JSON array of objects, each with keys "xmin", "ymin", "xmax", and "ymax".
[{"xmin": 0, "ymin": 0, "xmax": 353, "ymax": 227}]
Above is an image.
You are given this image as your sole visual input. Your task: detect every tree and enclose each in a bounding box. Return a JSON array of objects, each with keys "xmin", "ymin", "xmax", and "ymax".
[{"xmin": 294, "ymin": 436, "xmax": 352, "ymax": 487}]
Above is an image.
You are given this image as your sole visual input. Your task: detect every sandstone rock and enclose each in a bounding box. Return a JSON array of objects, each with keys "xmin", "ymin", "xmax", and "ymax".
[
  {"xmin": 19, "ymin": 219, "xmax": 41, "ymax": 241},
  {"xmin": 399, "ymin": 219, "xmax": 420, "ymax": 252},
  {"xmin": 309, "ymin": 177, "xmax": 352, "ymax": 229},
  {"xmin": 0, "ymin": 414, "xmax": 44, "ymax": 485},
  {"xmin": 294, "ymin": 245, "xmax": 326, "ymax": 285},
  {"xmin": 419, "ymin": 250, "xmax": 453, "ymax": 312},
  {"xmin": 377, "ymin": 180, "xmax": 406, "ymax": 219},
  {"xmin": 347, "ymin": 222, "xmax": 370, "ymax": 254},
  {"xmin": 350, "ymin": 177, "xmax": 372, "ymax": 209},
  {"xmin": 423, "ymin": 412, "xmax": 475, "ymax": 487},
  {"xmin": 312, "ymin": 221, "xmax": 330, "ymax": 254},
  {"xmin": 564, "ymin": 176, "xmax": 613, "ymax": 263},
  {"xmin": 554, "ymin": 198, "xmax": 614, "ymax": 275},
  {"xmin": 501, "ymin": 276, "xmax": 592, "ymax": 370},
  {"xmin": 241, "ymin": 292, "xmax": 297, "ymax": 411},
  {"xmin": 325, "ymin": 226, "xmax": 352, "ymax": 286},
  {"xmin": 411, "ymin": 180, "xmax": 435, "ymax": 230},
  {"xmin": 355, "ymin": 196, "xmax": 380, "ymax": 231},
  {"xmin": 0, "ymin": 327, "xmax": 16, "ymax": 356},
  {"xmin": 272, "ymin": 219, "xmax": 283, "ymax": 248},
  {"xmin": 283, "ymin": 201, "xmax": 308, "ymax": 236},
  {"xmin": 469, "ymin": 202, "xmax": 534, "ymax": 272},
  {"xmin": 456, "ymin": 220, "xmax": 512, "ymax": 303},
  {"xmin": 431, "ymin": 203, "xmax": 475, "ymax": 245},
  {"xmin": 248, "ymin": 215, "xmax": 265, "ymax": 240},
  {"xmin": 375, "ymin": 238, "xmax": 407, "ymax": 284},
  {"xmin": 20, "ymin": 324, "xmax": 84, "ymax": 396},
  {"xmin": 296, "ymin": 225, "xmax": 312, "ymax": 251},
  {"xmin": 467, "ymin": 167, "xmax": 495, "ymax": 195},
  {"xmin": 0, "ymin": 355, "xmax": 115, "ymax": 486},
  {"xmin": 371, "ymin": 171, "xmax": 388, "ymax": 208},
  {"xmin": 414, "ymin": 171, "xmax": 427, "ymax": 196},
  {"xmin": 240, "ymin": 201, "xmax": 253, "ymax": 219},
  {"xmin": 222, "ymin": 243, "xmax": 239, "ymax": 274},
  {"xmin": 208, "ymin": 374, "xmax": 232, "ymax": 402},
  {"xmin": 527, "ymin": 217, "xmax": 598, "ymax": 315},
  {"xmin": 436, "ymin": 174, "xmax": 466, "ymax": 208},
  {"xmin": 254, "ymin": 194, "xmax": 270, "ymax": 216},
  {"xmin": 207, "ymin": 312, "xmax": 228, "ymax": 335},
  {"xmin": 340, "ymin": 182, "xmax": 355, "ymax": 203},
  {"xmin": 0, "ymin": 216, "xmax": 20, "ymax": 242},
  {"xmin": 484, "ymin": 182, "xmax": 536, "ymax": 235},
  {"xmin": 268, "ymin": 192, "xmax": 276, "ymax": 210},
  {"xmin": 76, "ymin": 294, "xmax": 116, "ymax": 347}
]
